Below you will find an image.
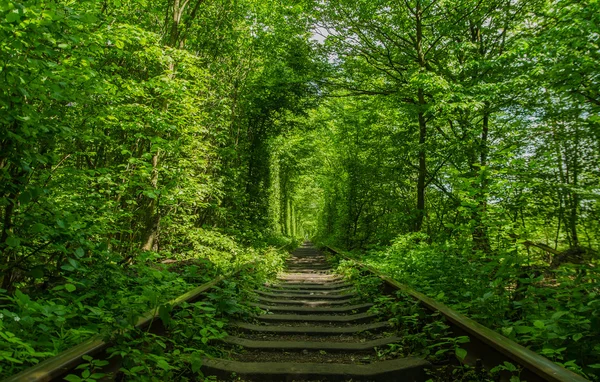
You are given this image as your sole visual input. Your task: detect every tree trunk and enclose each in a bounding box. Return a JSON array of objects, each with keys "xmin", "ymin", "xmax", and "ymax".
[
  {"xmin": 141, "ymin": 150, "xmax": 160, "ymax": 251},
  {"xmin": 568, "ymin": 123, "xmax": 580, "ymax": 246},
  {"xmin": 414, "ymin": 1, "xmax": 427, "ymax": 232},
  {"xmin": 472, "ymin": 107, "xmax": 491, "ymax": 252},
  {"xmin": 415, "ymin": 96, "xmax": 427, "ymax": 232},
  {"xmin": 0, "ymin": 195, "xmax": 16, "ymax": 291}
]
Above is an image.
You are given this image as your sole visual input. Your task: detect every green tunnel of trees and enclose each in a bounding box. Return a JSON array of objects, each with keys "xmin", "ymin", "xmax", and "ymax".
[{"xmin": 1, "ymin": 0, "xmax": 599, "ymax": 379}]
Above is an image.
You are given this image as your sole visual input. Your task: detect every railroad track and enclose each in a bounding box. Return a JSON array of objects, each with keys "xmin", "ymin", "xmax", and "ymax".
[
  {"xmin": 205, "ymin": 243, "xmax": 429, "ymax": 381},
  {"xmin": 206, "ymin": 243, "xmax": 588, "ymax": 381},
  {"xmin": 4, "ymin": 244, "xmax": 589, "ymax": 381}
]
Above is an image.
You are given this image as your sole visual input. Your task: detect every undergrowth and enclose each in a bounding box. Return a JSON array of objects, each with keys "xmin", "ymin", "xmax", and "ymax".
[
  {"xmin": 333, "ymin": 258, "xmax": 553, "ymax": 382},
  {"xmin": 0, "ymin": 231, "xmax": 290, "ymax": 379},
  {"xmin": 327, "ymin": 233, "xmax": 600, "ymax": 380},
  {"xmin": 82, "ymin": 277, "xmax": 264, "ymax": 382}
]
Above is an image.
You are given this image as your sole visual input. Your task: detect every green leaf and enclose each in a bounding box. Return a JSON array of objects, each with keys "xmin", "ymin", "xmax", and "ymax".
[
  {"xmin": 4, "ymin": 356, "xmax": 23, "ymax": 363},
  {"xmin": 502, "ymin": 327, "xmax": 513, "ymax": 336},
  {"xmin": 115, "ymin": 40, "xmax": 125, "ymax": 49},
  {"xmin": 190, "ymin": 353, "xmax": 202, "ymax": 373},
  {"xmin": 18, "ymin": 191, "xmax": 31, "ymax": 204},
  {"xmin": 68, "ymin": 258, "xmax": 80, "ymax": 269},
  {"xmin": 572, "ymin": 333, "xmax": 583, "ymax": 342},
  {"xmin": 5, "ymin": 12, "xmax": 20, "ymax": 23},
  {"xmin": 65, "ymin": 284, "xmax": 76, "ymax": 292},
  {"xmin": 158, "ymin": 304, "xmax": 172, "ymax": 327},
  {"xmin": 515, "ymin": 326, "xmax": 533, "ymax": 334},
  {"xmin": 533, "ymin": 320, "xmax": 545, "ymax": 329},
  {"xmin": 455, "ymin": 348, "xmax": 467, "ymax": 361},
  {"xmin": 130, "ymin": 366, "xmax": 145, "ymax": 373},
  {"xmin": 588, "ymin": 364, "xmax": 600, "ymax": 369},
  {"xmin": 28, "ymin": 267, "xmax": 44, "ymax": 279},
  {"xmin": 63, "ymin": 375, "xmax": 82, "ymax": 382},
  {"xmin": 32, "ymin": 223, "xmax": 46, "ymax": 233},
  {"xmin": 75, "ymin": 247, "xmax": 85, "ymax": 258},
  {"xmin": 6, "ymin": 236, "xmax": 20, "ymax": 248},
  {"xmin": 81, "ymin": 13, "xmax": 98, "ymax": 23},
  {"xmin": 502, "ymin": 362, "xmax": 517, "ymax": 372},
  {"xmin": 156, "ymin": 359, "xmax": 170, "ymax": 371}
]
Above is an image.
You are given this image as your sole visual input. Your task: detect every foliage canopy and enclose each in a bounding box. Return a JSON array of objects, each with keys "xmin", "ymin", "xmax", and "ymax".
[{"xmin": 1, "ymin": 0, "xmax": 599, "ymax": 379}]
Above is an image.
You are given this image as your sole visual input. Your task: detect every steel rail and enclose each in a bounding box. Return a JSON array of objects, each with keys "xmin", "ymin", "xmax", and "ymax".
[
  {"xmin": 324, "ymin": 245, "xmax": 589, "ymax": 382},
  {"xmin": 3, "ymin": 263, "xmax": 255, "ymax": 382}
]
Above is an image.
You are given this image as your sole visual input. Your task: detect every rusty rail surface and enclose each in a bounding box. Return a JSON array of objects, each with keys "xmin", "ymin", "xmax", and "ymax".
[
  {"xmin": 324, "ymin": 246, "xmax": 589, "ymax": 382},
  {"xmin": 3, "ymin": 262, "xmax": 255, "ymax": 382}
]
